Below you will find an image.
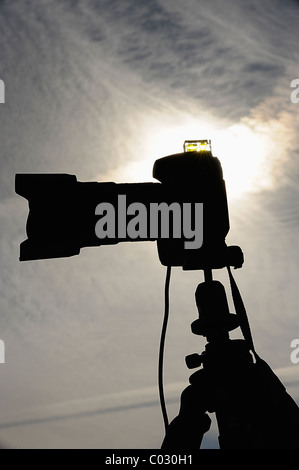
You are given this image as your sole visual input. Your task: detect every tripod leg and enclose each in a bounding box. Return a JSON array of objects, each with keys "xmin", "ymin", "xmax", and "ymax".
[{"xmin": 161, "ymin": 371, "xmax": 211, "ymax": 449}]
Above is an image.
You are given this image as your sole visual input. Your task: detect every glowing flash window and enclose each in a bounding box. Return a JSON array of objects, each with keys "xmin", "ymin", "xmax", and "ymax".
[{"xmin": 184, "ymin": 140, "xmax": 212, "ymax": 153}]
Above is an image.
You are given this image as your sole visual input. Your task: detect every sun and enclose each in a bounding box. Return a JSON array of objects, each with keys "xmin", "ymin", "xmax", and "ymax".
[
  {"xmin": 99, "ymin": 116, "xmax": 277, "ymax": 201},
  {"xmin": 211, "ymin": 123, "xmax": 273, "ymax": 200}
]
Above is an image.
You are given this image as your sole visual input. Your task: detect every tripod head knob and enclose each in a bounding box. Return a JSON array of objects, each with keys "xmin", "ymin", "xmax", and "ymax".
[
  {"xmin": 185, "ymin": 353, "xmax": 204, "ymax": 369},
  {"xmin": 192, "ymin": 280, "xmax": 239, "ymax": 341}
]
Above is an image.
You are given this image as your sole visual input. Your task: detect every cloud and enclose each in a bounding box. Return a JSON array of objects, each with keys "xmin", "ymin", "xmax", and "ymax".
[
  {"xmin": 1, "ymin": 0, "xmax": 299, "ymax": 449},
  {"xmin": 0, "ymin": 365, "xmax": 297, "ymax": 448}
]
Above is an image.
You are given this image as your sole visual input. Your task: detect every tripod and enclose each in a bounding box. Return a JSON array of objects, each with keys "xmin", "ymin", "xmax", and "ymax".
[{"xmin": 161, "ymin": 267, "xmax": 299, "ymax": 449}]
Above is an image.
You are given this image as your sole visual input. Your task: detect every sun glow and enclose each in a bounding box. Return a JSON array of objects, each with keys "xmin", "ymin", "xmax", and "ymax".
[
  {"xmin": 100, "ymin": 117, "xmax": 279, "ymax": 201},
  {"xmin": 212, "ymin": 123, "xmax": 273, "ymax": 199}
]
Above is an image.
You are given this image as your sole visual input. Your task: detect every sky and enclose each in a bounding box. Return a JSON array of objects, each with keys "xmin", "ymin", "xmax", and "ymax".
[{"xmin": 0, "ymin": 0, "xmax": 299, "ymax": 449}]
